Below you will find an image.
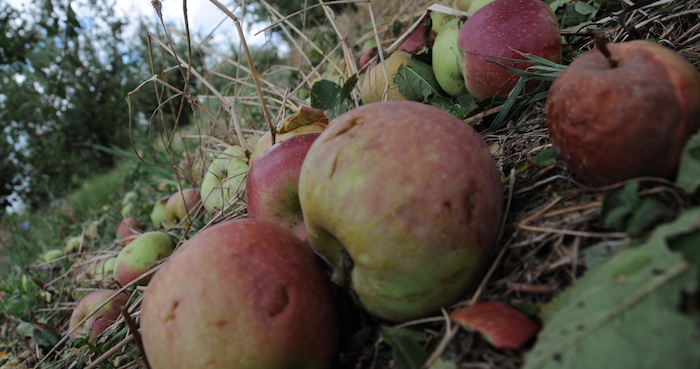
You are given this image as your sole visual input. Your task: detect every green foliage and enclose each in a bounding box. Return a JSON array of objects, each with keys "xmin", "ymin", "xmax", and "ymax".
[
  {"xmin": 309, "ymin": 77, "xmax": 357, "ymax": 119},
  {"xmin": 380, "ymin": 325, "xmax": 430, "ymax": 369},
  {"xmin": 0, "ymin": 0, "xmax": 153, "ymax": 210},
  {"xmin": 524, "ymin": 207, "xmax": 700, "ymax": 369},
  {"xmin": 676, "ymin": 130, "xmax": 700, "ymax": 194},
  {"xmin": 600, "ymin": 182, "xmax": 674, "ymax": 237}
]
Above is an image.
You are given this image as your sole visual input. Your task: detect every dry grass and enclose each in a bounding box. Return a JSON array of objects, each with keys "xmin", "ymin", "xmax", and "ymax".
[{"xmin": 6, "ymin": 0, "xmax": 700, "ymax": 368}]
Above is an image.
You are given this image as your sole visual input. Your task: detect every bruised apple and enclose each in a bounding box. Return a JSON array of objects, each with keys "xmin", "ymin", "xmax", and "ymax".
[
  {"xmin": 457, "ymin": 0, "xmax": 561, "ymax": 99},
  {"xmin": 140, "ymin": 219, "xmax": 339, "ymax": 369},
  {"xmin": 116, "ymin": 217, "xmax": 146, "ymax": 247},
  {"xmin": 246, "ymin": 133, "xmax": 320, "ymax": 244},
  {"xmin": 546, "ymin": 39, "xmax": 700, "ymax": 186},
  {"xmin": 298, "ymin": 101, "xmax": 503, "ymax": 321}
]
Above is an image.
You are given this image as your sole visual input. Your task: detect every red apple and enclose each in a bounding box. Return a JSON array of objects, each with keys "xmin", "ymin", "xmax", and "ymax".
[
  {"xmin": 398, "ymin": 24, "xmax": 436, "ymax": 54},
  {"xmin": 249, "ymin": 107, "xmax": 328, "ymax": 167},
  {"xmin": 298, "ymin": 101, "xmax": 503, "ymax": 321},
  {"xmin": 457, "ymin": 0, "xmax": 562, "ymax": 99},
  {"xmin": 116, "ymin": 217, "xmax": 146, "ymax": 247},
  {"xmin": 546, "ymin": 39, "xmax": 700, "ymax": 186},
  {"xmin": 246, "ymin": 133, "xmax": 321, "ymax": 244},
  {"xmin": 114, "ymin": 231, "xmax": 174, "ymax": 286},
  {"xmin": 69, "ymin": 289, "xmax": 129, "ymax": 343},
  {"xmin": 140, "ymin": 218, "xmax": 340, "ymax": 369},
  {"xmin": 164, "ymin": 188, "xmax": 202, "ymax": 229}
]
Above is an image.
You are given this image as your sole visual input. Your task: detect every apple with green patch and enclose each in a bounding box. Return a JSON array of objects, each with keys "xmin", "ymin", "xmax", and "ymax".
[
  {"xmin": 299, "ymin": 101, "xmax": 503, "ymax": 322},
  {"xmin": 164, "ymin": 188, "xmax": 202, "ymax": 229},
  {"xmin": 246, "ymin": 133, "xmax": 321, "ymax": 244},
  {"xmin": 114, "ymin": 231, "xmax": 174, "ymax": 286}
]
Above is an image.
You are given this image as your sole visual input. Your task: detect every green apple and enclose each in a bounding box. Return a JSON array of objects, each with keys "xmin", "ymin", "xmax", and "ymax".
[
  {"xmin": 298, "ymin": 101, "xmax": 503, "ymax": 322},
  {"xmin": 114, "ymin": 231, "xmax": 174, "ymax": 286},
  {"xmin": 467, "ymin": 0, "xmax": 496, "ymax": 13},
  {"xmin": 201, "ymin": 146, "xmax": 250, "ymax": 216},
  {"xmin": 93, "ymin": 256, "xmax": 117, "ymax": 280},
  {"xmin": 454, "ymin": 0, "xmax": 473, "ymax": 11},
  {"xmin": 64, "ymin": 235, "xmax": 86, "ymax": 254},
  {"xmin": 433, "ymin": 17, "xmax": 469, "ymax": 96},
  {"xmin": 69, "ymin": 289, "xmax": 130, "ymax": 343},
  {"xmin": 359, "ymin": 50, "xmax": 412, "ymax": 104},
  {"xmin": 140, "ymin": 218, "xmax": 340, "ymax": 369},
  {"xmin": 41, "ymin": 249, "xmax": 65, "ymax": 262},
  {"xmin": 164, "ymin": 188, "xmax": 202, "ymax": 229},
  {"xmin": 430, "ymin": 10, "xmax": 455, "ymax": 34},
  {"xmin": 150, "ymin": 195, "xmax": 170, "ymax": 229}
]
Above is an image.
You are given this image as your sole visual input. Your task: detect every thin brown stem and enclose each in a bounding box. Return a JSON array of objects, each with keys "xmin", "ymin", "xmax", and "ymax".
[{"xmin": 594, "ymin": 33, "xmax": 618, "ymax": 68}]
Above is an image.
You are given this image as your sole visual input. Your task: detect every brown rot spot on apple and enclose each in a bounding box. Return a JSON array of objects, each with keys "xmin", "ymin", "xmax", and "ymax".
[
  {"xmin": 327, "ymin": 117, "xmax": 364, "ymax": 141},
  {"xmin": 164, "ymin": 300, "xmax": 179, "ymax": 322},
  {"xmin": 442, "ymin": 200, "xmax": 453, "ymax": 212},
  {"xmin": 204, "ymin": 359, "xmax": 219, "ymax": 367},
  {"xmin": 207, "ymin": 319, "xmax": 230, "ymax": 329}
]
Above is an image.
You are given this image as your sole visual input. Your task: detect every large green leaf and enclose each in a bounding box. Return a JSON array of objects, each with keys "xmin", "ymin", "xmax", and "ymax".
[
  {"xmin": 524, "ymin": 207, "xmax": 700, "ymax": 369},
  {"xmin": 676, "ymin": 130, "xmax": 700, "ymax": 194}
]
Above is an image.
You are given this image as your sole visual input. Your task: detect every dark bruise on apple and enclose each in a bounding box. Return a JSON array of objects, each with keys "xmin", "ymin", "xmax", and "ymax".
[
  {"xmin": 298, "ymin": 100, "xmax": 504, "ymax": 322},
  {"xmin": 546, "ymin": 38, "xmax": 700, "ymax": 186},
  {"xmin": 246, "ymin": 133, "xmax": 321, "ymax": 244},
  {"xmin": 140, "ymin": 218, "xmax": 340, "ymax": 369}
]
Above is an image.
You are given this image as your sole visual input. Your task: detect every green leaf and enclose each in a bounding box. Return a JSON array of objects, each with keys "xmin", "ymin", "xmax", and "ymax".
[
  {"xmin": 600, "ymin": 182, "xmax": 640, "ymax": 229},
  {"xmin": 310, "ymin": 79, "xmax": 342, "ymax": 111},
  {"xmin": 457, "ymin": 95, "xmax": 478, "ymax": 116},
  {"xmin": 676, "ymin": 130, "xmax": 700, "ymax": 193},
  {"xmin": 395, "ymin": 60, "xmax": 441, "ymax": 102},
  {"xmin": 530, "ymin": 148, "xmax": 560, "ymax": 167},
  {"xmin": 340, "ymin": 74, "xmax": 358, "ymax": 102},
  {"xmin": 524, "ymin": 207, "xmax": 700, "ymax": 369},
  {"xmin": 381, "ymin": 325, "xmax": 430, "ymax": 369},
  {"xmin": 583, "ymin": 241, "xmax": 625, "ymax": 268},
  {"xmin": 624, "ymin": 199, "xmax": 672, "ymax": 237},
  {"xmin": 33, "ymin": 327, "xmax": 61, "ymax": 347},
  {"xmin": 428, "ymin": 358, "xmax": 458, "ymax": 369},
  {"xmin": 574, "ymin": 1, "xmax": 598, "ymax": 15}
]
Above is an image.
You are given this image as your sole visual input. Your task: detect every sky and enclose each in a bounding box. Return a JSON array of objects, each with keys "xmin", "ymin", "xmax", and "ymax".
[{"xmin": 6, "ymin": 0, "xmax": 274, "ymax": 48}]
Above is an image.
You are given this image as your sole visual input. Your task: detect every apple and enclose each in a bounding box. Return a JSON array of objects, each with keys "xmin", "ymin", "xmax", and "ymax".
[
  {"xmin": 64, "ymin": 235, "xmax": 86, "ymax": 254},
  {"xmin": 246, "ymin": 133, "xmax": 320, "ymax": 244},
  {"xmin": 298, "ymin": 101, "xmax": 503, "ymax": 322},
  {"xmin": 140, "ymin": 218, "xmax": 340, "ymax": 369},
  {"xmin": 360, "ymin": 50, "xmax": 412, "ymax": 104},
  {"xmin": 430, "ymin": 10, "xmax": 455, "ymax": 34},
  {"xmin": 41, "ymin": 249, "xmax": 65, "ymax": 262},
  {"xmin": 150, "ymin": 195, "xmax": 170, "ymax": 229},
  {"xmin": 249, "ymin": 107, "xmax": 329, "ymax": 167},
  {"xmin": 546, "ymin": 39, "xmax": 700, "ymax": 186},
  {"xmin": 68, "ymin": 289, "xmax": 129, "ymax": 343},
  {"xmin": 201, "ymin": 146, "xmax": 250, "ymax": 216},
  {"xmin": 114, "ymin": 231, "xmax": 174, "ymax": 286},
  {"xmin": 116, "ymin": 217, "xmax": 146, "ymax": 247},
  {"xmin": 397, "ymin": 25, "xmax": 435, "ymax": 54},
  {"xmin": 457, "ymin": 0, "xmax": 562, "ymax": 99},
  {"xmin": 453, "ymin": 0, "xmax": 473, "ymax": 11},
  {"xmin": 93, "ymin": 256, "xmax": 117, "ymax": 280},
  {"xmin": 433, "ymin": 17, "xmax": 468, "ymax": 96},
  {"xmin": 164, "ymin": 188, "xmax": 202, "ymax": 229},
  {"xmin": 467, "ymin": 0, "xmax": 496, "ymax": 13}
]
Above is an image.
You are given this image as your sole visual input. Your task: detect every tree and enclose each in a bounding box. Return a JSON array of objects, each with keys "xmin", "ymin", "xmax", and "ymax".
[{"xmin": 0, "ymin": 0, "xmax": 152, "ymax": 210}]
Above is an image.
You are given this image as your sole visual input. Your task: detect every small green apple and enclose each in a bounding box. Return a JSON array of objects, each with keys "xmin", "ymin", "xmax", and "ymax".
[
  {"xmin": 94, "ymin": 256, "xmax": 117, "ymax": 280},
  {"xmin": 164, "ymin": 188, "xmax": 202, "ymax": 229},
  {"xmin": 150, "ymin": 195, "xmax": 170, "ymax": 229},
  {"xmin": 360, "ymin": 50, "xmax": 412, "ymax": 104},
  {"xmin": 114, "ymin": 231, "xmax": 174, "ymax": 286},
  {"xmin": 467, "ymin": 0, "xmax": 496, "ymax": 13},
  {"xmin": 64, "ymin": 235, "xmax": 86, "ymax": 254},
  {"xmin": 201, "ymin": 146, "xmax": 250, "ymax": 216},
  {"xmin": 433, "ymin": 17, "xmax": 468, "ymax": 96}
]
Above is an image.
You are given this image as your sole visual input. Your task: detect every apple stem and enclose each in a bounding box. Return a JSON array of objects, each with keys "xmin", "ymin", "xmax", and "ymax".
[{"xmin": 594, "ymin": 33, "xmax": 618, "ymax": 68}]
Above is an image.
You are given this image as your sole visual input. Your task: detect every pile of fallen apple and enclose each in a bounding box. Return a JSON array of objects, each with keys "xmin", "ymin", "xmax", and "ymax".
[{"xmin": 65, "ymin": 0, "xmax": 700, "ymax": 367}]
